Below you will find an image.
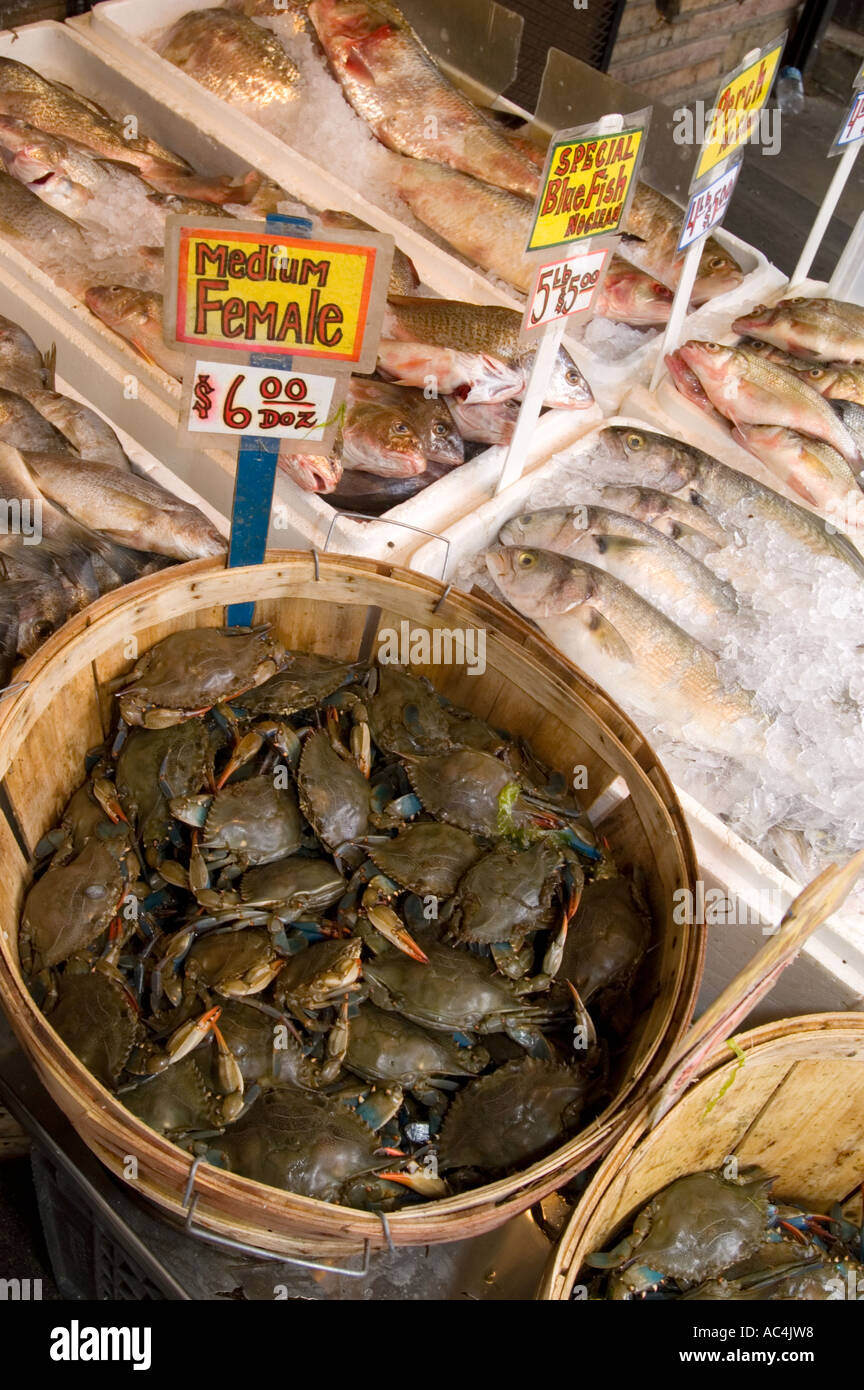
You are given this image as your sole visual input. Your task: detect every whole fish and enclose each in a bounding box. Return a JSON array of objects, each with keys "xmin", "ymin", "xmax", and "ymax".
[
  {"xmin": 18, "ymin": 389, "xmax": 131, "ymax": 469},
  {"xmin": 445, "ymin": 394, "xmax": 518, "ymax": 445},
  {"xmin": 732, "ymin": 297, "xmax": 864, "ymax": 363},
  {"xmin": 383, "ymin": 297, "xmax": 592, "ymax": 408},
  {"xmin": 318, "ymin": 209, "xmax": 418, "ymax": 297},
  {"xmin": 599, "ymin": 424, "xmax": 864, "ymax": 579},
  {"xmin": 347, "ymin": 379, "xmax": 463, "ymax": 465},
  {"xmin": 622, "ymin": 182, "xmax": 744, "ymax": 304},
  {"xmin": 0, "ymin": 170, "xmax": 87, "ymax": 258},
  {"xmin": 83, "ymin": 287, "xmax": 187, "ymax": 379},
  {"xmin": 486, "ymin": 544, "xmax": 766, "ymax": 758},
  {"xmin": 677, "ymin": 340, "xmax": 862, "ymax": 468},
  {"xmin": 0, "ymin": 387, "xmax": 76, "ymax": 453},
  {"xmin": 597, "ymin": 484, "xmax": 726, "ymax": 559},
  {"xmin": 594, "ymin": 255, "xmax": 673, "ymax": 325},
  {"xmin": 732, "ymin": 423, "xmax": 864, "ymax": 518},
  {"xmin": 0, "ymin": 117, "xmax": 165, "ymax": 244},
  {"xmin": 375, "ymin": 340, "xmax": 523, "ymax": 404},
  {"xmin": 393, "ymin": 159, "xmax": 534, "ymax": 293},
  {"xmin": 0, "ymin": 58, "xmax": 253, "ymax": 204},
  {"xmin": 309, "ymin": 0, "xmax": 540, "ymax": 200},
  {"xmin": 499, "ymin": 504, "xmax": 737, "ymax": 646},
  {"xmin": 0, "ymin": 442, "xmax": 132, "ymax": 597},
  {"xmin": 739, "ymin": 339, "xmax": 864, "ymax": 406},
  {"xmin": 0, "ymin": 312, "xmax": 52, "ymax": 392},
  {"xmin": 22, "ymin": 453, "xmax": 226, "ymax": 560},
  {"xmin": 159, "ymin": 8, "xmax": 303, "ymax": 109}
]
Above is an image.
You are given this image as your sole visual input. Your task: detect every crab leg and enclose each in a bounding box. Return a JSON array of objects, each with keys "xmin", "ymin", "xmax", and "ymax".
[{"xmin": 362, "ymin": 887, "xmax": 429, "ymax": 963}]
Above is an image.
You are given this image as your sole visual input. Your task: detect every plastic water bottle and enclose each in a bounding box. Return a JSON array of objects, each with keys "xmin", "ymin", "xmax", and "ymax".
[{"xmin": 776, "ymin": 66, "xmax": 805, "ymax": 116}]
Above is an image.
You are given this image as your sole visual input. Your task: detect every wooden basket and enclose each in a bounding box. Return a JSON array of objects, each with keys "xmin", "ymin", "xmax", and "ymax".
[
  {"xmin": 539, "ymin": 1012, "xmax": 864, "ymax": 1299},
  {"xmin": 0, "ymin": 553, "xmax": 702, "ymax": 1257}
]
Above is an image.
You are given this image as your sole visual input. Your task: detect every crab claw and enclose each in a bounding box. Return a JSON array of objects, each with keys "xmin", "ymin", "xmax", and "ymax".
[
  {"xmin": 376, "ymin": 1169, "xmax": 449, "ymax": 1198},
  {"xmin": 165, "ymin": 1004, "xmax": 223, "ymax": 1064},
  {"xmin": 350, "ymin": 721, "xmax": 372, "ymax": 778},
  {"xmin": 364, "ymin": 900, "xmax": 429, "ymax": 963},
  {"xmin": 217, "ymin": 728, "xmax": 264, "ymax": 788},
  {"xmin": 92, "ymin": 777, "xmax": 128, "ymax": 824},
  {"xmin": 566, "ymin": 980, "xmax": 597, "ymax": 1048}
]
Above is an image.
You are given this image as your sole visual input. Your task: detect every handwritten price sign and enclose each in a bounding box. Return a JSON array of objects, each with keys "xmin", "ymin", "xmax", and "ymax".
[
  {"xmin": 678, "ymin": 158, "xmax": 742, "ymax": 251},
  {"xmin": 524, "ymin": 246, "xmax": 609, "ymax": 331},
  {"xmin": 834, "ymin": 88, "xmax": 864, "ymax": 149},
  {"xmin": 183, "ymin": 359, "xmax": 346, "ymax": 451}
]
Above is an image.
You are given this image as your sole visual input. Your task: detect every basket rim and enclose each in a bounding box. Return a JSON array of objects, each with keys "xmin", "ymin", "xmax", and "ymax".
[
  {"xmin": 0, "ymin": 552, "xmax": 704, "ymax": 1250},
  {"xmin": 538, "ymin": 1011, "xmax": 864, "ymax": 1299}
]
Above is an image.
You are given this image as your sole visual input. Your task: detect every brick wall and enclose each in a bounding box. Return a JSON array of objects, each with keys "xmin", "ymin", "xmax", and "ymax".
[{"xmin": 608, "ymin": 0, "xmax": 802, "ymax": 108}]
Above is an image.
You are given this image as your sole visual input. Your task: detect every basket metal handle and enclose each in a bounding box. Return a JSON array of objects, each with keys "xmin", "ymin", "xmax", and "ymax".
[
  {"xmin": 320, "ymin": 509, "xmax": 451, "ymax": 582},
  {"xmin": 181, "ymin": 1154, "xmax": 390, "ymax": 1279}
]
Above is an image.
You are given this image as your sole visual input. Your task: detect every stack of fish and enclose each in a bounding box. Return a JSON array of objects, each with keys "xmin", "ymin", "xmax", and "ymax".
[
  {"xmin": 284, "ymin": 296, "xmax": 595, "ymax": 505},
  {"xmin": 0, "ymin": 312, "xmax": 224, "ymax": 687},
  {"xmin": 153, "ymin": 1, "xmax": 743, "ymax": 322},
  {"xmin": 479, "ymin": 423, "xmax": 864, "ymax": 760},
  {"xmin": 667, "ymin": 298, "xmax": 864, "ymax": 522}
]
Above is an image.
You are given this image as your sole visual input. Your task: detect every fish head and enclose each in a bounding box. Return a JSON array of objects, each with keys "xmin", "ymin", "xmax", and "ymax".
[
  {"xmin": 485, "ymin": 545, "xmax": 597, "ymax": 616},
  {"xmin": 14, "ymin": 578, "xmax": 68, "ymax": 656},
  {"xmin": 346, "ymin": 405, "xmax": 426, "ymax": 476},
  {"xmin": 600, "ymin": 425, "xmax": 701, "ymax": 493},
  {"xmin": 422, "ymin": 406, "xmax": 464, "ymax": 466},
  {"xmin": 677, "ymin": 339, "xmax": 736, "ymax": 394},
  {"xmin": 603, "ymin": 264, "xmax": 673, "ymax": 325},
  {"xmin": 278, "ymin": 450, "xmax": 343, "ymax": 493},
  {"xmin": 731, "ymin": 302, "xmax": 777, "ymax": 336},
  {"xmin": 692, "ymin": 245, "xmax": 744, "ymax": 304},
  {"xmin": 84, "ymin": 285, "xmax": 152, "ymax": 334},
  {"xmin": 545, "ymin": 348, "xmax": 594, "ymax": 408}
]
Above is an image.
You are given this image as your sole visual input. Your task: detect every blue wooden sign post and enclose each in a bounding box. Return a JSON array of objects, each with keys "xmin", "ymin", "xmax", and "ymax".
[{"xmin": 226, "ymin": 212, "xmax": 313, "ymax": 626}]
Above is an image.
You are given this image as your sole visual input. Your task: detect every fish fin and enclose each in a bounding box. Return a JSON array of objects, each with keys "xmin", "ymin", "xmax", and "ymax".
[
  {"xmin": 585, "ymin": 608, "xmax": 634, "ymax": 664},
  {"xmin": 94, "ymin": 156, "xmax": 145, "ymax": 177},
  {"xmin": 42, "ymin": 341, "xmax": 56, "ymax": 391},
  {"xmin": 593, "ymin": 535, "xmax": 650, "ymax": 555},
  {"xmin": 787, "ymin": 476, "xmax": 821, "ymax": 507}
]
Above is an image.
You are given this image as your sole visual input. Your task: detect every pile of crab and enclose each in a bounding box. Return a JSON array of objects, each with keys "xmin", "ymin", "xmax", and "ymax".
[
  {"xmin": 20, "ymin": 624, "xmax": 652, "ymax": 1210},
  {"xmin": 583, "ymin": 1167, "xmax": 864, "ymax": 1300}
]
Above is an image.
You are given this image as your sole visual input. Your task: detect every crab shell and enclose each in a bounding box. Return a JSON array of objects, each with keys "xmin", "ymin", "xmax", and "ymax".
[
  {"xmin": 116, "ymin": 720, "xmax": 215, "ymax": 854},
  {"xmin": 560, "ymin": 876, "xmax": 651, "ymax": 1004},
  {"xmin": 236, "ymin": 651, "xmax": 360, "ymax": 718},
  {"xmin": 366, "ymin": 665, "xmax": 453, "ymax": 757},
  {"xmin": 345, "ymin": 1002, "xmax": 488, "ymax": 1088},
  {"xmin": 123, "ymin": 1054, "xmax": 220, "ymax": 1135},
  {"xmin": 438, "ymin": 1058, "xmax": 586, "ymax": 1174},
  {"xmin": 405, "ymin": 749, "xmax": 519, "ymax": 837},
  {"xmin": 199, "ymin": 776, "xmax": 303, "ymax": 866},
  {"xmin": 273, "ymin": 937, "xmax": 362, "ymax": 1010},
  {"xmin": 367, "ymin": 822, "xmax": 482, "ymax": 898},
  {"xmin": 20, "ymin": 835, "xmax": 129, "ymax": 973},
  {"xmin": 612, "ymin": 1170, "xmax": 775, "ymax": 1291},
  {"xmin": 240, "ymin": 856, "xmax": 346, "ymax": 915},
  {"xmin": 448, "ymin": 838, "xmax": 564, "ymax": 946},
  {"xmin": 296, "ymin": 730, "xmax": 369, "ymax": 851},
  {"xmin": 213, "ymin": 1087, "xmax": 380, "ymax": 1202},
  {"xmin": 49, "ymin": 970, "xmax": 141, "ymax": 1089},
  {"xmin": 118, "ymin": 627, "xmax": 285, "ymax": 728},
  {"xmin": 184, "ymin": 927, "xmax": 283, "ymax": 995}
]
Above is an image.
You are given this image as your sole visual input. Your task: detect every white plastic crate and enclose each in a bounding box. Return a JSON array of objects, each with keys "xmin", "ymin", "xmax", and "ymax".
[
  {"xmin": 409, "ymin": 414, "xmax": 864, "ymax": 998},
  {"xmin": 80, "ymin": 3, "xmax": 786, "ymax": 412},
  {"xmin": 0, "ymin": 20, "xmax": 600, "ymax": 559}
]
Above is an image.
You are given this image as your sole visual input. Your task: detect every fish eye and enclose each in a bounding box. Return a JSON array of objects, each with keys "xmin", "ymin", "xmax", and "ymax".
[
  {"xmin": 705, "ymin": 342, "xmax": 722, "ymax": 351},
  {"xmin": 33, "ymin": 619, "xmax": 54, "ymax": 640},
  {"xmin": 565, "ymin": 368, "xmax": 581, "ymax": 384},
  {"xmin": 392, "ymin": 421, "xmax": 410, "ymax": 434},
  {"xmin": 432, "ymin": 421, "xmax": 448, "ymax": 435},
  {"xmin": 625, "ymin": 432, "xmax": 644, "ymax": 450},
  {"xmin": 789, "ymin": 297, "xmax": 806, "ymax": 305},
  {"xmin": 517, "ymin": 551, "xmax": 536, "ymax": 568},
  {"xmin": 808, "ymin": 368, "xmax": 824, "ymax": 379}
]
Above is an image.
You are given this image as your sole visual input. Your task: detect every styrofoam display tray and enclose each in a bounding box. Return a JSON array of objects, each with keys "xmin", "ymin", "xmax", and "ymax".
[
  {"xmin": 79, "ymin": 3, "xmax": 785, "ymax": 414},
  {"xmin": 0, "ymin": 21, "xmax": 600, "ymax": 561},
  {"xmin": 409, "ymin": 414, "xmax": 864, "ymax": 1001}
]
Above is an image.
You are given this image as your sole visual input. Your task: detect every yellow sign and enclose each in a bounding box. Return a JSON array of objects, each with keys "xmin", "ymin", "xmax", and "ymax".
[
  {"xmin": 165, "ymin": 219, "xmax": 392, "ymax": 371},
  {"xmin": 695, "ymin": 40, "xmax": 784, "ymax": 179},
  {"xmin": 527, "ymin": 127, "xmax": 644, "ymax": 253}
]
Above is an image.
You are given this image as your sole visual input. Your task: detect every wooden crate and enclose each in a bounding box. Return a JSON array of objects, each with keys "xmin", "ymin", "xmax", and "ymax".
[
  {"xmin": 540, "ymin": 1013, "xmax": 864, "ymax": 1298},
  {"xmin": 0, "ymin": 552, "xmax": 703, "ymax": 1257}
]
